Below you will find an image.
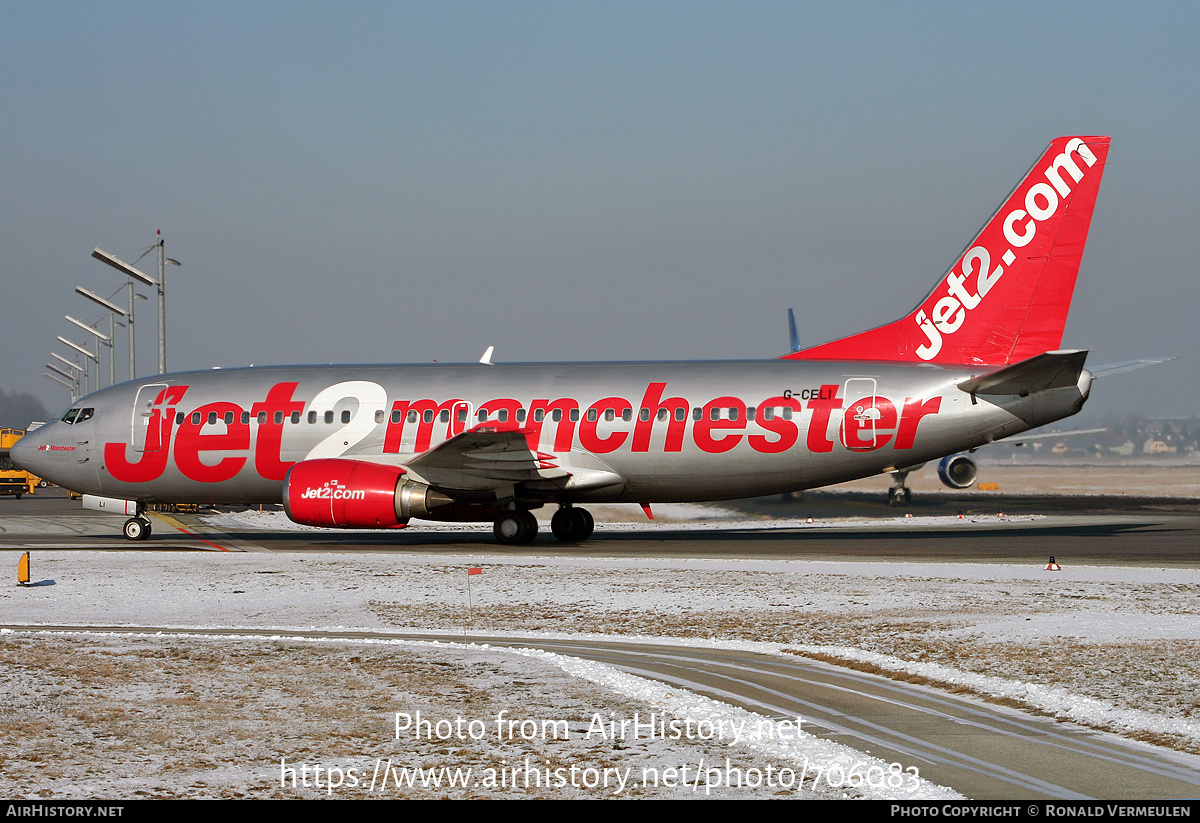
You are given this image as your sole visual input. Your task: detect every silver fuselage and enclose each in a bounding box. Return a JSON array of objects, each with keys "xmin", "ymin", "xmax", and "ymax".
[{"xmin": 14, "ymin": 358, "xmax": 1091, "ymax": 512}]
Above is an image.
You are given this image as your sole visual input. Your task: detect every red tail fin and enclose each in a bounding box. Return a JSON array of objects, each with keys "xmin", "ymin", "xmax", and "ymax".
[{"xmin": 787, "ymin": 136, "xmax": 1110, "ymax": 366}]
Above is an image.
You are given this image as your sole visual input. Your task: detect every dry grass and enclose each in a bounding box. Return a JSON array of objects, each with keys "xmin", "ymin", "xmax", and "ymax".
[{"xmin": 0, "ymin": 634, "xmax": 796, "ymax": 799}]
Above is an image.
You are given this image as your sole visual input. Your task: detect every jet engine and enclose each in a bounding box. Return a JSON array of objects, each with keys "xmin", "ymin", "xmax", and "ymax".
[
  {"xmin": 283, "ymin": 458, "xmax": 452, "ymax": 528},
  {"xmin": 937, "ymin": 454, "xmax": 977, "ymax": 489}
]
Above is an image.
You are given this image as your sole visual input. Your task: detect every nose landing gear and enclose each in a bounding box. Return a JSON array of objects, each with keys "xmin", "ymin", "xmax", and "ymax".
[{"xmin": 123, "ymin": 516, "xmax": 152, "ymax": 540}]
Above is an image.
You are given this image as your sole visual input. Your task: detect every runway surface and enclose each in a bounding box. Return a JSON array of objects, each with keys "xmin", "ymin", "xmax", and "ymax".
[{"xmin": 1, "ymin": 489, "xmax": 1197, "ymax": 564}]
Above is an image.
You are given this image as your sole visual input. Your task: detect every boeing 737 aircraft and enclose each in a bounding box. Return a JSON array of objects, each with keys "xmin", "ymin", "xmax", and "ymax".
[{"xmin": 16, "ymin": 136, "xmax": 1118, "ymax": 544}]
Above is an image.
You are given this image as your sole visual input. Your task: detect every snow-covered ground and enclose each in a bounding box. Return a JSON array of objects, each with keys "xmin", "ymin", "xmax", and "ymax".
[{"xmin": 2, "ymin": 504, "xmax": 1198, "ymax": 799}]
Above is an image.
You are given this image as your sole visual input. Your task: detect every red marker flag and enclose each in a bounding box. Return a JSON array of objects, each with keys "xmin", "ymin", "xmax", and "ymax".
[{"xmin": 468, "ymin": 567, "xmax": 482, "ymax": 575}]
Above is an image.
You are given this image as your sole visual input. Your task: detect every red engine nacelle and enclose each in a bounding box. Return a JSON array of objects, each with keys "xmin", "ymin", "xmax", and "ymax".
[{"xmin": 283, "ymin": 458, "xmax": 451, "ymax": 529}]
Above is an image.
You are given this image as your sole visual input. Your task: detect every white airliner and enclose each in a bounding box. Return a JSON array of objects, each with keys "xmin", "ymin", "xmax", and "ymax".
[{"xmin": 15, "ymin": 136, "xmax": 1133, "ymax": 544}]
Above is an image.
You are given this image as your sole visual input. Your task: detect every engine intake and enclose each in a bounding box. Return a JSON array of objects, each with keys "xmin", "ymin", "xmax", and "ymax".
[
  {"xmin": 283, "ymin": 458, "xmax": 452, "ymax": 528},
  {"xmin": 937, "ymin": 454, "xmax": 977, "ymax": 489}
]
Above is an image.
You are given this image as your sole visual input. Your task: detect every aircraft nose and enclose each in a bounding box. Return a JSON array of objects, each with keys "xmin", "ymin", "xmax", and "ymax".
[{"xmin": 10, "ymin": 425, "xmax": 58, "ymax": 479}]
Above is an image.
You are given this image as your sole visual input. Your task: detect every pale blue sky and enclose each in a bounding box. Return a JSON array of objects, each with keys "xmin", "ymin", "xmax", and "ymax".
[{"xmin": 3, "ymin": 1, "xmax": 1197, "ymax": 418}]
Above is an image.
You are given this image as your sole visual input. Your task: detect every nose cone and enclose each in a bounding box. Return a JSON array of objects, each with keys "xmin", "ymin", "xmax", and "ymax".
[
  {"xmin": 10, "ymin": 424, "xmax": 69, "ymax": 486},
  {"xmin": 9, "ymin": 428, "xmax": 42, "ymax": 472}
]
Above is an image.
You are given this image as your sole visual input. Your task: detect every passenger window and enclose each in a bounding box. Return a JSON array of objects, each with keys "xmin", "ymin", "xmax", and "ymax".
[
  {"xmin": 586, "ymin": 409, "xmax": 597, "ymax": 422},
  {"xmin": 274, "ymin": 412, "xmax": 284, "ymax": 425},
  {"xmin": 326, "ymin": 410, "xmax": 335, "ymax": 424},
  {"xmin": 258, "ymin": 412, "xmax": 267, "ymax": 425},
  {"xmin": 176, "ymin": 413, "xmax": 185, "ymax": 425},
  {"xmin": 242, "ymin": 412, "xmax": 251, "ymax": 425},
  {"xmin": 569, "ymin": 409, "xmax": 579, "ymax": 422},
  {"xmin": 224, "ymin": 411, "xmax": 234, "ymax": 425},
  {"xmin": 622, "ymin": 408, "xmax": 632, "ymax": 422},
  {"xmin": 308, "ymin": 411, "xmax": 317, "ymax": 424},
  {"xmin": 441, "ymin": 409, "xmax": 451, "ymax": 423},
  {"xmin": 783, "ymin": 407, "xmax": 793, "ymax": 420},
  {"xmin": 762, "ymin": 407, "xmax": 774, "ymax": 421},
  {"xmin": 375, "ymin": 410, "xmax": 384, "ymax": 424},
  {"xmin": 408, "ymin": 411, "xmax": 419, "ymax": 424},
  {"xmin": 552, "ymin": 409, "xmax": 562, "ymax": 422},
  {"xmin": 746, "ymin": 406, "xmax": 755, "ymax": 421},
  {"xmin": 674, "ymin": 407, "xmax": 686, "ymax": 422},
  {"xmin": 392, "ymin": 409, "xmax": 402, "ymax": 423},
  {"xmin": 639, "ymin": 408, "xmax": 650, "ymax": 422},
  {"xmin": 534, "ymin": 409, "xmax": 545, "ymax": 423},
  {"xmin": 497, "ymin": 410, "xmax": 508, "ymax": 422},
  {"xmin": 710, "ymin": 407, "xmax": 719, "ymax": 421},
  {"xmin": 693, "ymin": 408, "xmax": 701, "ymax": 421},
  {"xmin": 516, "ymin": 409, "xmax": 525, "ymax": 423},
  {"xmin": 604, "ymin": 409, "xmax": 614, "ymax": 422},
  {"xmin": 208, "ymin": 412, "xmax": 218, "ymax": 425},
  {"xmin": 291, "ymin": 411, "xmax": 301, "ymax": 424},
  {"xmin": 340, "ymin": 410, "xmax": 350, "ymax": 424},
  {"xmin": 422, "ymin": 409, "xmax": 433, "ymax": 423},
  {"xmin": 192, "ymin": 412, "xmax": 202, "ymax": 425},
  {"xmin": 729, "ymin": 408, "xmax": 739, "ymax": 421}
]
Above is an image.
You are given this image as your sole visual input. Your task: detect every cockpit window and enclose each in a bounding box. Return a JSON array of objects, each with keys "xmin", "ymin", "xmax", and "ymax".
[{"xmin": 59, "ymin": 407, "xmax": 95, "ymax": 425}]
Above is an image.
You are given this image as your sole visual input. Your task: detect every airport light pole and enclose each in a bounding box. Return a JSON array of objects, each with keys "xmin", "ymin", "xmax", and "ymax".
[
  {"xmin": 45, "ymin": 362, "xmax": 77, "ymax": 397},
  {"xmin": 43, "ymin": 370, "xmax": 75, "ymax": 396},
  {"xmin": 155, "ymin": 232, "xmax": 181, "ymax": 375},
  {"xmin": 65, "ymin": 314, "xmax": 112, "ymax": 388},
  {"xmin": 128, "ymin": 288, "xmax": 147, "ymax": 379},
  {"xmin": 91, "ymin": 235, "xmax": 178, "ymax": 376},
  {"xmin": 76, "ymin": 286, "xmax": 128, "ymax": 383},
  {"xmin": 57, "ymin": 335, "xmax": 97, "ymax": 395},
  {"xmin": 50, "ymin": 353, "xmax": 84, "ymax": 399}
]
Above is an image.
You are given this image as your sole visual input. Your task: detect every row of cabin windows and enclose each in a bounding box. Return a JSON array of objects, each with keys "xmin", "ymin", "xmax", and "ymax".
[
  {"xmin": 177, "ymin": 410, "xmax": 357, "ymax": 426},
  {"xmin": 174, "ymin": 406, "xmax": 796, "ymax": 427}
]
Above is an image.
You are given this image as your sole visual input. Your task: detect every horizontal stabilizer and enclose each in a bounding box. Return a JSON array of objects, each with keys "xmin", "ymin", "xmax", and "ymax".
[
  {"xmin": 957, "ymin": 350, "xmax": 1088, "ymax": 396},
  {"xmin": 1089, "ymin": 357, "xmax": 1174, "ymax": 378}
]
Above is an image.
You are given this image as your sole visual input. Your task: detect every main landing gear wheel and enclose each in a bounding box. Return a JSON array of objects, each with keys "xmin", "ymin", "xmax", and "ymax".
[
  {"xmin": 123, "ymin": 517, "xmax": 152, "ymax": 541},
  {"xmin": 493, "ymin": 510, "xmax": 538, "ymax": 545},
  {"xmin": 887, "ymin": 486, "xmax": 911, "ymax": 507},
  {"xmin": 550, "ymin": 507, "xmax": 594, "ymax": 542}
]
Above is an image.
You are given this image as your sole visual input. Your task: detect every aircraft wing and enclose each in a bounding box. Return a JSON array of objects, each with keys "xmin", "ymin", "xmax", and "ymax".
[
  {"xmin": 403, "ymin": 425, "xmax": 566, "ymax": 490},
  {"xmin": 402, "ymin": 424, "xmax": 625, "ymax": 497}
]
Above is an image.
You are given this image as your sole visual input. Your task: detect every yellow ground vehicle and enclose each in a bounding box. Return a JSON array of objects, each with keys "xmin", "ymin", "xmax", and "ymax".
[{"xmin": 1, "ymin": 428, "xmax": 43, "ymax": 498}]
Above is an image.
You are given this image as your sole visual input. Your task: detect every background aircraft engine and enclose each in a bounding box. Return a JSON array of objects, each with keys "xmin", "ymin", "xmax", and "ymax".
[
  {"xmin": 937, "ymin": 454, "xmax": 978, "ymax": 489},
  {"xmin": 283, "ymin": 458, "xmax": 451, "ymax": 528}
]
